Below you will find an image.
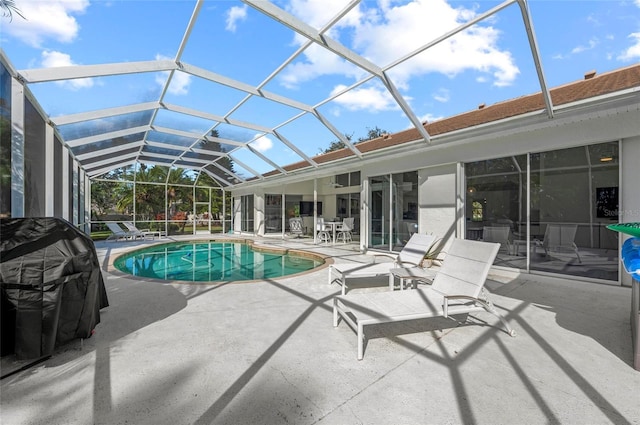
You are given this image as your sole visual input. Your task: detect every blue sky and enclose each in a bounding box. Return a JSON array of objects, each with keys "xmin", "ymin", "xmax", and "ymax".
[{"xmin": 1, "ymin": 0, "xmax": 639, "ymax": 178}]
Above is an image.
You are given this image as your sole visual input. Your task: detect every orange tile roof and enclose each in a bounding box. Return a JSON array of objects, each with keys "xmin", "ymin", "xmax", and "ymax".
[{"xmin": 258, "ymin": 63, "xmax": 640, "ymax": 179}]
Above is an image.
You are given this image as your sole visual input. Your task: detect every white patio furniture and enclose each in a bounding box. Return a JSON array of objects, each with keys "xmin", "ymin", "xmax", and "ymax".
[
  {"xmin": 328, "ymin": 233, "xmax": 436, "ymax": 295},
  {"xmin": 333, "ymin": 238, "xmax": 515, "ymax": 359},
  {"xmin": 289, "ymin": 217, "xmax": 304, "ymax": 238},
  {"xmin": 316, "ymin": 218, "xmax": 331, "ymax": 244},
  {"xmin": 123, "ymin": 222, "xmax": 165, "ymax": 240},
  {"xmin": 336, "ymin": 217, "xmax": 355, "ymax": 243},
  {"xmin": 106, "ymin": 222, "xmax": 138, "ymax": 241},
  {"xmin": 483, "ymin": 226, "xmax": 513, "ymax": 255},
  {"xmin": 536, "ymin": 224, "xmax": 581, "ymax": 263}
]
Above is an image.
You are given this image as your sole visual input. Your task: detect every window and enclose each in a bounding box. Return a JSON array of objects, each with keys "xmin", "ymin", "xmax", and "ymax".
[
  {"xmin": 465, "ymin": 142, "xmax": 619, "ymax": 281},
  {"xmin": 368, "ymin": 171, "xmax": 418, "ymax": 251},
  {"xmin": 240, "ymin": 194, "xmax": 254, "ymax": 233},
  {"xmin": 334, "ymin": 171, "xmax": 361, "ymax": 187},
  {"xmin": 472, "ymin": 201, "xmax": 483, "ymax": 222}
]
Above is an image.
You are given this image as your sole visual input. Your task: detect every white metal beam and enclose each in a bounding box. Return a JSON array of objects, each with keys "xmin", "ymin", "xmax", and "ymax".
[
  {"xmin": 273, "ymin": 130, "xmax": 318, "ymax": 167},
  {"xmin": 162, "ymin": 102, "xmax": 273, "ymax": 134},
  {"xmin": 88, "ymin": 160, "xmax": 137, "ymax": 178},
  {"xmin": 209, "ymin": 161, "xmax": 246, "ymax": 183},
  {"xmin": 84, "ymin": 151, "xmax": 140, "ymax": 170},
  {"xmin": 245, "ymin": 0, "xmax": 382, "ymax": 77},
  {"xmin": 52, "ymin": 102, "xmax": 159, "ymax": 126},
  {"xmin": 180, "ymin": 62, "xmax": 313, "ymax": 113},
  {"xmin": 201, "ymin": 168, "xmax": 231, "ymax": 187},
  {"xmin": 76, "ymin": 141, "xmax": 145, "ymax": 160},
  {"xmin": 517, "ymin": 0, "xmax": 554, "ymax": 118},
  {"xmin": 18, "ymin": 60, "xmax": 177, "ymax": 83},
  {"xmin": 65, "ymin": 125, "xmax": 151, "ymax": 147},
  {"xmin": 227, "ymin": 155, "xmax": 263, "ymax": 180}
]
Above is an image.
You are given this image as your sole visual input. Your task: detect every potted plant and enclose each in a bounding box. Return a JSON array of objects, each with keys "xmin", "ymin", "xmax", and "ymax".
[{"xmin": 423, "ymin": 237, "xmax": 444, "ymax": 268}]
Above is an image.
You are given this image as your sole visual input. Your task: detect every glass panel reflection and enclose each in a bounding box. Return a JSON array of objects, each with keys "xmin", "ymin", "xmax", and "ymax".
[{"xmin": 465, "ymin": 143, "xmax": 618, "ymax": 281}]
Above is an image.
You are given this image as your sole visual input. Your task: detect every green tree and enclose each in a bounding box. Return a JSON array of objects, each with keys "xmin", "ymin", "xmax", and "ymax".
[
  {"xmin": 358, "ymin": 126, "xmax": 387, "ymax": 142},
  {"xmin": 320, "ymin": 127, "xmax": 387, "ymax": 154},
  {"xmin": 320, "ymin": 133, "xmax": 353, "ymax": 154}
]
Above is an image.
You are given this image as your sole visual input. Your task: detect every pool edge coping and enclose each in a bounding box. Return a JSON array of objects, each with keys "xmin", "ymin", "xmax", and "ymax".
[{"xmin": 103, "ymin": 237, "xmax": 334, "ymax": 286}]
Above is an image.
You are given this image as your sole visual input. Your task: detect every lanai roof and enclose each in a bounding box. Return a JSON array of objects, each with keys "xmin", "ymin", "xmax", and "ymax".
[{"xmin": 2, "ymin": 0, "xmax": 639, "ymax": 189}]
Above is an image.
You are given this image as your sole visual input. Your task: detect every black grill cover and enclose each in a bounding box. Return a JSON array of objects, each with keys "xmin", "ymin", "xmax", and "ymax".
[{"xmin": 1, "ymin": 218, "xmax": 109, "ymax": 360}]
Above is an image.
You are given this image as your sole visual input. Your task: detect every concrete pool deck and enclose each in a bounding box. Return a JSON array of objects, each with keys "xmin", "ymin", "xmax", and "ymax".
[{"xmin": 1, "ymin": 234, "xmax": 639, "ymax": 424}]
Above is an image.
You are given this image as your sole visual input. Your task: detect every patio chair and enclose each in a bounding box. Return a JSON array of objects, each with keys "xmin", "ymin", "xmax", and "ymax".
[
  {"xmin": 289, "ymin": 217, "xmax": 304, "ymax": 238},
  {"xmin": 105, "ymin": 222, "xmax": 138, "ymax": 241},
  {"xmin": 333, "ymin": 238, "xmax": 516, "ymax": 359},
  {"xmin": 316, "ymin": 218, "xmax": 331, "ymax": 244},
  {"xmin": 328, "ymin": 233, "xmax": 436, "ymax": 295},
  {"xmin": 406, "ymin": 221, "xmax": 418, "ymax": 237},
  {"xmin": 482, "ymin": 226, "xmax": 512, "ymax": 255},
  {"xmin": 336, "ymin": 217, "xmax": 355, "ymax": 243},
  {"xmin": 123, "ymin": 221, "xmax": 164, "ymax": 240},
  {"xmin": 535, "ymin": 224, "xmax": 581, "ymax": 263}
]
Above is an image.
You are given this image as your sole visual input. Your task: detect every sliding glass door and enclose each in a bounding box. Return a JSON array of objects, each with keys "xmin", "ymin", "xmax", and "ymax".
[
  {"xmin": 368, "ymin": 171, "xmax": 418, "ymax": 251},
  {"xmin": 240, "ymin": 194, "xmax": 254, "ymax": 233},
  {"xmin": 465, "ymin": 141, "xmax": 619, "ymax": 282},
  {"xmin": 369, "ymin": 175, "xmax": 390, "ymax": 249}
]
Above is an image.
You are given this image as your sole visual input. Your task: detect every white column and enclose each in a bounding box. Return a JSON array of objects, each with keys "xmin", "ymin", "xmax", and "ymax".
[
  {"xmin": 44, "ymin": 124, "xmax": 56, "ymax": 216},
  {"xmin": 61, "ymin": 147, "xmax": 69, "ymax": 220},
  {"xmin": 72, "ymin": 159, "xmax": 79, "ymax": 225},
  {"xmin": 10, "ymin": 78, "xmax": 24, "ymax": 217}
]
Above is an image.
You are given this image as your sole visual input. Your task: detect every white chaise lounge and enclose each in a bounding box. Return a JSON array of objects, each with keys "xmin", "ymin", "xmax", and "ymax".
[
  {"xmin": 123, "ymin": 221, "xmax": 165, "ymax": 240},
  {"xmin": 328, "ymin": 233, "xmax": 436, "ymax": 295},
  {"xmin": 106, "ymin": 222, "xmax": 139, "ymax": 241},
  {"xmin": 333, "ymin": 238, "xmax": 516, "ymax": 359}
]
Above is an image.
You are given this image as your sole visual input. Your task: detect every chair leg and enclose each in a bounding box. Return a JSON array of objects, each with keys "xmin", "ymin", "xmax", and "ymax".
[
  {"xmin": 357, "ymin": 322, "xmax": 365, "ymax": 360},
  {"xmin": 478, "ymin": 289, "xmax": 516, "ymax": 337},
  {"xmin": 572, "ymin": 243, "xmax": 582, "ymax": 263}
]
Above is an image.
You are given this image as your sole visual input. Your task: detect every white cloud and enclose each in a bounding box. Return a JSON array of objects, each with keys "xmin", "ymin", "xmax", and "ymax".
[
  {"xmin": 571, "ymin": 38, "xmax": 599, "ymax": 54},
  {"xmin": 154, "ymin": 54, "xmax": 191, "ymax": 95},
  {"xmin": 41, "ymin": 50, "xmax": 94, "ymax": 90},
  {"xmin": 250, "ymin": 134, "xmax": 273, "ymax": 152},
  {"xmin": 2, "ymin": 0, "xmax": 89, "ymax": 48},
  {"xmin": 286, "ymin": 0, "xmax": 363, "ymax": 30},
  {"xmin": 226, "ymin": 5, "xmax": 247, "ymax": 32},
  {"xmin": 280, "ymin": 0, "xmax": 519, "ymax": 91},
  {"xmin": 618, "ymin": 32, "xmax": 640, "ymax": 61},
  {"xmin": 330, "ymin": 84, "xmax": 398, "ymax": 112},
  {"xmin": 433, "ymin": 88, "xmax": 450, "ymax": 103},
  {"xmin": 279, "ymin": 43, "xmax": 362, "ymax": 89}
]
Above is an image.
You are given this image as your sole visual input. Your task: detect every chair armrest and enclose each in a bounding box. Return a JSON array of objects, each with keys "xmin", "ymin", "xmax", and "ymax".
[
  {"xmin": 370, "ymin": 253, "xmax": 398, "ymax": 263},
  {"xmin": 442, "ymin": 294, "xmax": 480, "ymax": 318},
  {"xmin": 395, "ymin": 260, "xmax": 421, "ymax": 267}
]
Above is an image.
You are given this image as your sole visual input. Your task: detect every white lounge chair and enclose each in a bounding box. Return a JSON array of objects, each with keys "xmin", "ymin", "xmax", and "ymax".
[
  {"xmin": 123, "ymin": 221, "xmax": 164, "ymax": 240},
  {"xmin": 483, "ymin": 226, "xmax": 512, "ymax": 255},
  {"xmin": 328, "ymin": 233, "xmax": 436, "ymax": 295},
  {"xmin": 536, "ymin": 224, "xmax": 581, "ymax": 263},
  {"xmin": 333, "ymin": 238, "xmax": 516, "ymax": 359},
  {"xmin": 105, "ymin": 222, "xmax": 138, "ymax": 241}
]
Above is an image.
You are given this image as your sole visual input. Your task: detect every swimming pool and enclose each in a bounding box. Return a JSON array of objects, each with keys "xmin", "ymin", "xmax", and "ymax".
[{"xmin": 113, "ymin": 240, "xmax": 325, "ymax": 283}]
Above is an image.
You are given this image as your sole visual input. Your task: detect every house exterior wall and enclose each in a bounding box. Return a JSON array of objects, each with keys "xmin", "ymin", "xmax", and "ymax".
[
  {"xmin": 418, "ymin": 164, "xmax": 458, "ymax": 247},
  {"xmin": 231, "ymin": 97, "xmax": 638, "ymax": 285}
]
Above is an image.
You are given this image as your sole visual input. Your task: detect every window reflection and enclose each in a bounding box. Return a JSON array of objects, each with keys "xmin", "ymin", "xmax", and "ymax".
[{"xmin": 465, "ymin": 143, "xmax": 619, "ymax": 281}]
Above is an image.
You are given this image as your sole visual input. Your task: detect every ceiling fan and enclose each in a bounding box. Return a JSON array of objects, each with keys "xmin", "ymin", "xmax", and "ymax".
[{"xmin": 325, "ymin": 180, "xmax": 343, "ymax": 188}]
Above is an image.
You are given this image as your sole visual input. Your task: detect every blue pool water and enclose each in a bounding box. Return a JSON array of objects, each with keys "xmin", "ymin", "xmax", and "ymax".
[{"xmin": 113, "ymin": 241, "xmax": 324, "ymax": 282}]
